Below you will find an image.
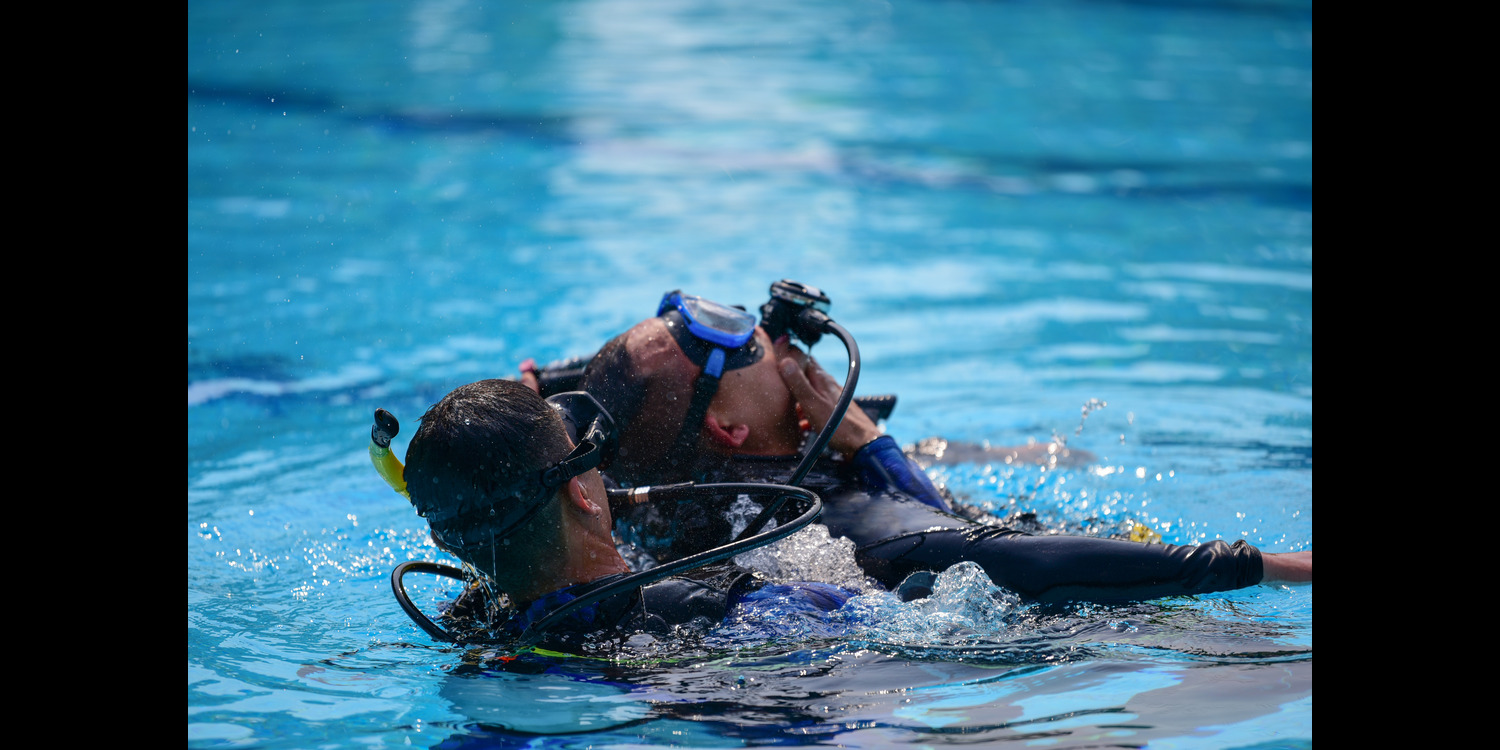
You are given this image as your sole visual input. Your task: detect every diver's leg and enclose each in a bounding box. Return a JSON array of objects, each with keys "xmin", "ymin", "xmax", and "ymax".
[{"xmin": 856, "ymin": 528, "xmax": 1265, "ymax": 604}]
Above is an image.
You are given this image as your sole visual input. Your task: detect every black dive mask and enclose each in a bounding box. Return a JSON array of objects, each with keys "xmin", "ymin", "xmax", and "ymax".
[
  {"xmin": 543, "ymin": 390, "xmax": 619, "ymax": 486},
  {"xmin": 430, "ymin": 391, "xmax": 618, "ymax": 553}
]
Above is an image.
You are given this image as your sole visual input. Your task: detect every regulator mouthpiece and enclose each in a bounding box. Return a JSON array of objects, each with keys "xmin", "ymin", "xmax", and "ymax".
[{"xmin": 760, "ymin": 279, "xmax": 833, "ymax": 346}]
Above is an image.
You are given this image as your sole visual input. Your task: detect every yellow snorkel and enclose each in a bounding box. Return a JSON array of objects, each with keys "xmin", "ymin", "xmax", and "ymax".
[{"xmin": 369, "ymin": 408, "xmax": 409, "ymax": 499}]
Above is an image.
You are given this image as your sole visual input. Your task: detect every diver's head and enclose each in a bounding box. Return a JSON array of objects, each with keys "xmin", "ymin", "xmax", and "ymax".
[
  {"xmin": 404, "ymin": 379, "xmax": 619, "ymax": 597},
  {"xmin": 582, "ymin": 295, "xmax": 803, "ymax": 486}
]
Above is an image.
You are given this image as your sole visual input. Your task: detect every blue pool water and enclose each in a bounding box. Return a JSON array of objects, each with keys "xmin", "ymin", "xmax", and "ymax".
[{"xmin": 188, "ymin": 1, "xmax": 1311, "ymax": 746}]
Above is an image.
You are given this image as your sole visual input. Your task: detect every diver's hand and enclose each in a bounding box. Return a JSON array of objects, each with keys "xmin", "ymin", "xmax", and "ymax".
[
  {"xmin": 518, "ymin": 358, "xmax": 541, "ymax": 394},
  {"xmin": 777, "ymin": 348, "xmax": 882, "ymax": 458},
  {"xmin": 1261, "ymin": 551, "xmax": 1312, "ymax": 583}
]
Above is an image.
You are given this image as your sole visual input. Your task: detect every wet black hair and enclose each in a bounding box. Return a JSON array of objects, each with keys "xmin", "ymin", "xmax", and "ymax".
[
  {"xmin": 579, "ymin": 332, "xmax": 674, "ymax": 486},
  {"xmin": 403, "ymin": 379, "xmax": 574, "ymax": 573},
  {"xmin": 582, "ymin": 327, "xmax": 732, "ymax": 488},
  {"xmin": 579, "ymin": 334, "xmax": 646, "ymax": 436}
]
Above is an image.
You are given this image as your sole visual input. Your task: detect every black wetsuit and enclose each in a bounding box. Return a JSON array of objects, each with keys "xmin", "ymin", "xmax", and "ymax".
[
  {"xmin": 621, "ymin": 437, "xmax": 1264, "ymax": 605},
  {"xmin": 445, "ymin": 563, "xmax": 853, "ymax": 649}
]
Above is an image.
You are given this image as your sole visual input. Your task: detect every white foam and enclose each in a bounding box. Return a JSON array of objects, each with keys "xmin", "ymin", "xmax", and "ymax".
[{"xmin": 734, "ymin": 523, "xmax": 874, "ymax": 594}]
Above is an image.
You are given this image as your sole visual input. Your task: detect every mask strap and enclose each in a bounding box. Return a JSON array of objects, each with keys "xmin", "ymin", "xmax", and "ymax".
[
  {"xmin": 668, "ymin": 347, "xmax": 725, "ymax": 469},
  {"xmin": 539, "ymin": 436, "xmax": 602, "ymax": 489}
]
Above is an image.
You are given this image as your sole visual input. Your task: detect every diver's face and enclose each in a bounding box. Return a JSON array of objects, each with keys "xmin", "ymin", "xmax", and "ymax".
[
  {"xmin": 642, "ymin": 318, "xmax": 801, "ymax": 453},
  {"xmin": 706, "ymin": 325, "xmax": 799, "ymax": 436},
  {"xmin": 612, "ymin": 317, "xmax": 803, "ymax": 478}
]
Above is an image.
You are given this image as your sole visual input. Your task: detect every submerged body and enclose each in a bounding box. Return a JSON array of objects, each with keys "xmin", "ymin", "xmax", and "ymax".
[
  {"xmin": 441, "ymin": 560, "xmax": 854, "ymax": 649},
  {"xmin": 616, "ymin": 447, "xmax": 1262, "ymax": 605},
  {"xmin": 389, "ymin": 285, "xmax": 1305, "ymax": 649}
]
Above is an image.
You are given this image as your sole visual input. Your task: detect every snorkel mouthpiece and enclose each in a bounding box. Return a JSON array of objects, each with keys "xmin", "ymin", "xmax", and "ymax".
[
  {"xmin": 369, "ymin": 408, "xmax": 410, "ymax": 499},
  {"xmin": 372, "ymin": 408, "xmax": 399, "ymax": 448}
]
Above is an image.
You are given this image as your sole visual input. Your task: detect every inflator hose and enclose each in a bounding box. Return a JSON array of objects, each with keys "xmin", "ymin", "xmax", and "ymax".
[{"xmin": 733, "ymin": 318, "xmax": 859, "ymax": 542}]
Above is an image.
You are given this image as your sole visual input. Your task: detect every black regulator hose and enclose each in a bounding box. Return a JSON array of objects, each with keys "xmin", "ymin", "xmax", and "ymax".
[
  {"xmin": 514, "ymin": 483, "xmax": 821, "ymax": 649},
  {"xmin": 391, "ymin": 561, "xmax": 469, "ymax": 643},
  {"xmin": 733, "ymin": 317, "xmax": 859, "ymax": 542},
  {"xmin": 390, "ymin": 484, "xmax": 822, "ymax": 648}
]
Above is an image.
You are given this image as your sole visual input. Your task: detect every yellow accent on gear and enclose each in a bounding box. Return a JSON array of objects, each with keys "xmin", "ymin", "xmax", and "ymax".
[
  {"xmin": 1128, "ymin": 522, "xmax": 1162, "ymax": 544},
  {"xmin": 369, "ymin": 443, "xmax": 410, "ymax": 499}
]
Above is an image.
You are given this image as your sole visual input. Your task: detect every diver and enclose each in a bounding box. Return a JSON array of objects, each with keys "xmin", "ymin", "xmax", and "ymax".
[
  {"xmin": 378, "ymin": 378, "xmax": 855, "ymax": 649},
  {"xmin": 568, "ymin": 282, "xmax": 1312, "ymax": 603}
]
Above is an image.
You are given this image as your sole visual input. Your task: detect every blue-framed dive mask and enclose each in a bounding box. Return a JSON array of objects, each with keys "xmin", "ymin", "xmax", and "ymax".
[
  {"xmin": 656, "ymin": 290, "xmax": 765, "ymax": 375},
  {"xmin": 658, "ymin": 291, "xmax": 758, "ymax": 349},
  {"xmin": 654, "ymin": 290, "xmax": 768, "ymax": 467},
  {"xmin": 429, "ymin": 391, "xmax": 619, "ymax": 553}
]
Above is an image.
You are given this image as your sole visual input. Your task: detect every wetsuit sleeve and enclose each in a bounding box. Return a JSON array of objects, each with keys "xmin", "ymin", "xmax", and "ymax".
[
  {"xmin": 853, "ymin": 435, "xmax": 951, "ymax": 512},
  {"xmin": 857, "ymin": 529, "xmax": 1265, "ymax": 604}
]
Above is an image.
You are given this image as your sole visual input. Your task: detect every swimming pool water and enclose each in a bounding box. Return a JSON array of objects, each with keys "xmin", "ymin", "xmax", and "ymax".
[{"xmin": 188, "ymin": 1, "xmax": 1311, "ymax": 746}]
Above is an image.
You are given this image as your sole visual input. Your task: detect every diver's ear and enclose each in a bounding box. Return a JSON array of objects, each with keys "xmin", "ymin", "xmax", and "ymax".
[
  {"xmin": 703, "ymin": 413, "xmax": 750, "ymax": 449},
  {"xmin": 566, "ymin": 476, "xmax": 603, "ymax": 516}
]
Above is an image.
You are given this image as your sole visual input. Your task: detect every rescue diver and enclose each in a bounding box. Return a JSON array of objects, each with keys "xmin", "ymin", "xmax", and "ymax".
[
  {"xmin": 576, "ymin": 289, "xmax": 1312, "ymax": 603},
  {"xmin": 397, "ymin": 378, "xmax": 854, "ymax": 648}
]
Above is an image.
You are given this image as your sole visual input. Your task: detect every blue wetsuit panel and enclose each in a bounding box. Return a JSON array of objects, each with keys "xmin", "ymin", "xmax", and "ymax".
[
  {"xmin": 852, "ymin": 436, "xmax": 950, "ymax": 512},
  {"xmin": 732, "ymin": 581, "xmax": 854, "ymax": 613}
]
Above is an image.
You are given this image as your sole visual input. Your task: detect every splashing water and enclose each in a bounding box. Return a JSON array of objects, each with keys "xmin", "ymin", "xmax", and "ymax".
[
  {"xmin": 725, "ymin": 493, "xmax": 774, "ymax": 538},
  {"xmin": 1077, "ymin": 398, "xmax": 1108, "ymax": 435},
  {"xmin": 838, "ymin": 562, "xmax": 1026, "ymax": 645},
  {"xmin": 725, "ymin": 495, "xmax": 874, "ymax": 593},
  {"xmin": 708, "ymin": 560, "xmax": 1037, "ymax": 653},
  {"xmin": 1049, "ymin": 398, "xmax": 1108, "ymax": 450},
  {"xmin": 734, "ymin": 524, "xmax": 874, "ymax": 593}
]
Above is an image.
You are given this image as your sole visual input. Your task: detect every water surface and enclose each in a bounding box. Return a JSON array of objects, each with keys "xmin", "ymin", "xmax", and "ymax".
[{"xmin": 188, "ymin": 1, "xmax": 1312, "ymax": 746}]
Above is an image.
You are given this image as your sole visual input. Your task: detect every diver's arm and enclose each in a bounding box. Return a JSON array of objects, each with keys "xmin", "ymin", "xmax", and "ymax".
[{"xmin": 858, "ymin": 532, "xmax": 1268, "ymax": 602}]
